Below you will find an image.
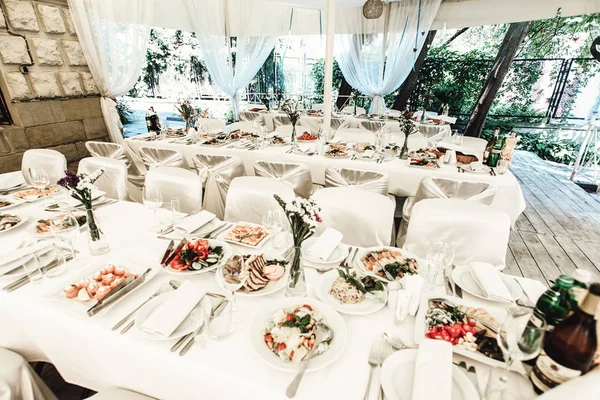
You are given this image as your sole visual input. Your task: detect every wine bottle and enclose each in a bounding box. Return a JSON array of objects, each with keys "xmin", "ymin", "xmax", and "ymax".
[
  {"xmin": 483, "ymin": 127, "xmax": 499, "ymax": 163},
  {"xmin": 530, "ymin": 282, "xmax": 600, "ymax": 393}
]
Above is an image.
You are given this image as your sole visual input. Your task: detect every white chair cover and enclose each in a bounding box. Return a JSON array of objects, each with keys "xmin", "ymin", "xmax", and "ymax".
[
  {"xmin": 311, "ymin": 187, "xmax": 394, "ymax": 247},
  {"xmin": 239, "ymin": 111, "xmax": 261, "ymax": 121},
  {"xmin": 138, "ymin": 146, "xmax": 187, "ymax": 169},
  {"xmin": 228, "ymin": 121, "xmax": 256, "ymax": 133},
  {"xmin": 398, "ymin": 177, "xmax": 497, "ymax": 245},
  {"xmin": 273, "ymin": 115, "xmax": 291, "ymax": 127},
  {"xmin": 274, "ymin": 125, "xmax": 313, "ymax": 137},
  {"xmin": 78, "ymin": 157, "xmax": 128, "ymax": 201},
  {"xmin": 88, "ymin": 389, "xmax": 156, "ymax": 400},
  {"xmin": 85, "ymin": 141, "xmax": 131, "ymax": 167},
  {"xmin": 254, "ymin": 160, "xmax": 314, "ymax": 198},
  {"xmin": 404, "ymin": 198, "xmax": 510, "ymax": 269},
  {"xmin": 330, "ymin": 118, "xmax": 348, "ymax": 131},
  {"xmin": 145, "ymin": 167, "xmax": 203, "ymax": 214},
  {"xmin": 21, "ymin": 149, "xmax": 66, "ymax": 186},
  {"xmin": 0, "ymin": 347, "xmax": 58, "ymax": 400},
  {"xmin": 224, "ymin": 176, "xmax": 294, "ymax": 224},
  {"xmin": 341, "ymin": 106, "xmax": 366, "ymax": 115},
  {"xmin": 336, "ymin": 128, "xmax": 375, "ymax": 143},
  {"xmin": 325, "ymin": 166, "xmax": 389, "ymax": 196},
  {"xmin": 358, "ymin": 120, "xmax": 396, "ymax": 133},
  {"xmin": 198, "ymin": 118, "xmax": 225, "ymax": 132},
  {"xmin": 311, "ymin": 104, "xmax": 324, "ymax": 111},
  {"xmin": 389, "ymin": 132, "xmax": 428, "ymax": 149},
  {"xmin": 192, "ymin": 154, "xmax": 245, "ymax": 220}
]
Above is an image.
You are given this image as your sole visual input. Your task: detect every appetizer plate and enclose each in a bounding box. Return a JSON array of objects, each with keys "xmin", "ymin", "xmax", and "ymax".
[
  {"xmin": 47, "ymin": 190, "xmax": 105, "ymax": 209},
  {"xmin": 452, "ymin": 265, "xmax": 522, "ymax": 303},
  {"xmin": 222, "ymin": 222, "xmax": 271, "ymax": 249},
  {"xmin": 0, "ymin": 196, "xmax": 25, "ymax": 211},
  {"xmin": 236, "ymin": 261, "xmax": 288, "ymax": 298},
  {"xmin": 134, "ymin": 292, "xmax": 210, "ymax": 341},
  {"xmin": 408, "ymin": 160, "xmax": 440, "ymax": 169},
  {"xmin": 13, "ymin": 186, "xmax": 62, "ymax": 202},
  {"xmin": 353, "ymin": 246, "xmax": 423, "ymax": 283},
  {"xmin": 301, "ymin": 236, "xmax": 348, "ymax": 265},
  {"xmin": 32, "ymin": 212, "xmax": 88, "ymax": 237},
  {"xmin": 314, "ymin": 270, "xmax": 387, "ymax": 315},
  {"xmin": 250, "ymin": 297, "xmax": 347, "ymax": 373},
  {"xmin": 381, "ymin": 349, "xmax": 478, "ymax": 400},
  {"xmin": 325, "ymin": 152, "xmax": 351, "ymax": 159},
  {"xmin": 161, "ymin": 239, "xmax": 233, "ymax": 275},
  {"xmin": 0, "ymin": 214, "xmax": 27, "ymax": 234},
  {"xmin": 414, "ymin": 294, "xmax": 507, "ymax": 367}
]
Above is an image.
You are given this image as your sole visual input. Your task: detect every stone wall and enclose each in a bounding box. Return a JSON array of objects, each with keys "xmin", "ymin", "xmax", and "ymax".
[{"xmin": 0, "ymin": 0, "xmax": 109, "ymax": 173}]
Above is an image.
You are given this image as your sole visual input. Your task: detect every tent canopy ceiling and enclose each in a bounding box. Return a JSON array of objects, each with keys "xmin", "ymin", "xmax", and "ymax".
[{"xmin": 149, "ymin": 0, "xmax": 600, "ymax": 34}]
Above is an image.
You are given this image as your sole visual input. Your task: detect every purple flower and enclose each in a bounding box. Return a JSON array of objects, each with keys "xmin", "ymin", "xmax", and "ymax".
[{"xmin": 57, "ymin": 169, "xmax": 80, "ymax": 188}]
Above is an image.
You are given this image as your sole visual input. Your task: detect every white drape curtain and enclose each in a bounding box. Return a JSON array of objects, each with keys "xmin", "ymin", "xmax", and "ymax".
[
  {"xmin": 184, "ymin": 0, "xmax": 287, "ymax": 120},
  {"xmin": 335, "ymin": 0, "xmax": 441, "ymax": 114},
  {"xmin": 67, "ymin": 0, "xmax": 154, "ymax": 144}
]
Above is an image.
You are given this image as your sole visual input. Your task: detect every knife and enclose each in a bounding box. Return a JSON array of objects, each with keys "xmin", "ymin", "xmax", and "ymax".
[
  {"xmin": 450, "ymin": 265, "xmax": 463, "ymax": 298},
  {"xmin": 160, "ymin": 240, "xmax": 174, "ymax": 265},
  {"xmin": 86, "ymin": 268, "xmax": 152, "ymax": 317},
  {"xmin": 163, "ymin": 238, "xmax": 187, "ymax": 267},
  {"xmin": 444, "ymin": 267, "xmax": 454, "ymax": 296},
  {"xmin": 3, "ymin": 255, "xmax": 72, "ymax": 292}
]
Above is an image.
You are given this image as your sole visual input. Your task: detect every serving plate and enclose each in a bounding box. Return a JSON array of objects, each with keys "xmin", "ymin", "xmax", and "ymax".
[
  {"xmin": 13, "ymin": 186, "xmax": 62, "ymax": 202},
  {"xmin": 160, "ymin": 239, "xmax": 233, "ymax": 275},
  {"xmin": 0, "ymin": 196, "xmax": 25, "ymax": 211},
  {"xmin": 353, "ymin": 246, "xmax": 424, "ymax": 283},
  {"xmin": 381, "ymin": 349, "xmax": 478, "ymax": 400},
  {"xmin": 0, "ymin": 214, "xmax": 28, "ymax": 234},
  {"xmin": 452, "ymin": 265, "xmax": 522, "ymax": 303},
  {"xmin": 460, "ymin": 164, "xmax": 491, "ymax": 174},
  {"xmin": 32, "ymin": 212, "xmax": 88, "ymax": 237},
  {"xmin": 222, "ymin": 222, "xmax": 271, "ymax": 249}
]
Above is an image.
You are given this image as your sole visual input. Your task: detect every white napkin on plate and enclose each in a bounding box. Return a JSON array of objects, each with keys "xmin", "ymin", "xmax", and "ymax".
[
  {"xmin": 469, "ymin": 261, "xmax": 513, "ymax": 302},
  {"xmin": 394, "ymin": 274, "xmax": 424, "ymax": 320},
  {"xmin": 140, "ymin": 281, "xmax": 205, "ymax": 338},
  {"xmin": 174, "ymin": 211, "xmax": 215, "ymax": 234},
  {"xmin": 514, "ymin": 276, "xmax": 546, "ymax": 305},
  {"xmin": 469, "ymin": 162, "xmax": 487, "ymax": 172},
  {"xmin": 412, "ymin": 339, "xmax": 452, "ymax": 400},
  {"xmin": 307, "ymin": 228, "xmax": 342, "ymax": 262},
  {"xmin": 59, "ymin": 189, "xmax": 104, "ymax": 207},
  {"xmin": 0, "ymin": 241, "xmax": 53, "ymax": 274}
]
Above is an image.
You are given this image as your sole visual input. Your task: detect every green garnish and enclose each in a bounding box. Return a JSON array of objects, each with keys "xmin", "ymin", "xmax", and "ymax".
[
  {"xmin": 337, "ymin": 264, "xmax": 384, "ymax": 294},
  {"xmin": 383, "ymin": 262, "xmax": 411, "ymax": 279},
  {"xmin": 282, "ymin": 313, "xmax": 312, "ymax": 333}
]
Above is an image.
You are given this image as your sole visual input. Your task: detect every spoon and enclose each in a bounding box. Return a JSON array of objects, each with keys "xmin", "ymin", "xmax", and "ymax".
[
  {"xmin": 285, "ymin": 322, "xmax": 334, "ymax": 398},
  {"xmin": 430, "ymin": 297, "xmax": 500, "ymax": 333}
]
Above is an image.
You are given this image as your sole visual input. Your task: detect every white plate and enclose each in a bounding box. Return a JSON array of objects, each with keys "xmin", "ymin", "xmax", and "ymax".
[
  {"xmin": 414, "ymin": 294, "xmax": 506, "ymax": 367},
  {"xmin": 354, "ymin": 246, "xmax": 423, "ymax": 283},
  {"xmin": 381, "ymin": 349, "xmax": 479, "ymax": 400},
  {"xmin": 0, "ymin": 174, "xmax": 25, "ymax": 191},
  {"xmin": 52, "ymin": 190, "xmax": 105, "ymax": 208},
  {"xmin": 297, "ymin": 138, "xmax": 317, "ymax": 143},
  {"xmin": 408, "ymin": 161, "xmax": 440, "ymax": 169},
  {"xmin": 460, "ymin": 164, "xmax": 491, "ymax": 174},
  {"xmin": 222, "ymin": 222, "xmax": 271, "ymax": 249},
  {"xmin": 31, "ymin": 212, "xmax": 88, "ymax": 237},
  {"xmin": 12, "ymin": 186, "xmax": 62, "ymax": 202},
  {"xmin": 250, "ymin": 297, "xmax": 347, "ymax": 373},
  {"xmin": 235, "ymin": 258, "xmax": 288, "ymax": 298},
  {"xmin": 0, "ymin": 214, "xmax": 28, "ymax": 234},
  {"xmin": 301, "ymin": 236, "xmax": 348, "ymax": 265},
  {"xmin": 314, "ymin": 270, "xmax": 387, "ymax": 315},
  {"xmin": 134, "ymin": 291, "xmax": 209, "ymax": 340},
  {"xmin": 0, "ymin": 196, "xmax": 25, "ymax": 211},
  {"xmin": 269, "ymin": 140, "xmax": 289, "ymax": 146},
  {"xmin": 452, "ymin": 265, "xmax": 522, "ymax": 303},
  {"xmin": 161, "ymin": 239, "xmax": 232, "ymax": 275},
  {"xmin": 325, "ymin": 153, "xmax": 351, "ymax": 159}
]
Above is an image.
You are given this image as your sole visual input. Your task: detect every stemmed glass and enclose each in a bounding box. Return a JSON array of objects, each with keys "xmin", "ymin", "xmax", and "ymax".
[
  {"xmin": 262, "ymin": 209, "xmax": 287, "ymax": 250},
  {"xmin": 49, "ymin": 213, "xmax": 80, "ymax": 261},
  {"xmin": 216, "ymin": 255, "xmax": 248, "ymax": 323},
  {"xmin": 37, "ymin": 244, "xmax": 67, "ymax": 277},
  {"xmin": 143, "ymin": 185, "xmax": 163, "ymax": 231},
  {"xmin": 426, "ymin": 240, "xmax": 455, "ymax": 290},
  {"xmin": 485, "ymin": 308, "xmax": 547, "ymax": 399},
  {"xmin": 29, "ymin": 167, "xmax": 50, "ymax": 194}
]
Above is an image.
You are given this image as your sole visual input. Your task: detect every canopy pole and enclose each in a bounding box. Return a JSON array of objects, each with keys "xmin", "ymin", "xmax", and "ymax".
[{"xmin": 322, "ymin": 0, "xmax": 335, "ymax": 131}]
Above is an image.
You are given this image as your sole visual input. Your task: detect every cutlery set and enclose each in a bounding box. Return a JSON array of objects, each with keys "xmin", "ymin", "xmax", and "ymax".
[
  {"xmin": 363, "ymin": 337, "xmax": 393, "ymax": 400},
  {"xmin": 444, "ymin": 265, "xmax": 462, "ymax": 298},
  {"xmin": 0, "ymin": 182, "xmax": 30, "ymax": 195}
]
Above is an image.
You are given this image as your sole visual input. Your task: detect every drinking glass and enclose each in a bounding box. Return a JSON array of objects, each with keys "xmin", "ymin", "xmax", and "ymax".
[
  {"xmin": 22, "ymin": 254, "xmax": 43, "ymax": 282},
  {"xmin": 452, "ymin": 130, "xmax": 464, "ymax": 145},
  {"xmin": 262, "ymin": 209, "xmax": 286, "ymax": 249},
  {"xmin": 426, "ymin": 240, "xmax": 455, "ymax": 289},
  {"xmin": 216, "ymin": 255, "xmax": 248, "ymax": 323},
  {"xmin": 487, "ymin": 308, "xmax": 546, "ymax": 399},
  {"xmin": 49, "ymin": 213, "xmax": 80, "ymax": 260},
  {"xmin": 171, "ymin": 197, "xmax": 182, "ymax": 225},
  {"xmin": 37, "ymin": 245, "xmax": 67, "ymax": 277},
  {"xmin": 484, "ymin": 368, "xmax": 528, "ymax": 400},
  {"xmin": 143, "ymin": 185, "xmax": 163, "ymax": 230},
  {"xmin": 208, "ymin": 301, "xmax": 233, "ymax": 340},
  {"xmin": 29, "ymin": 167, "xmax": 50, "ymax": 190}
]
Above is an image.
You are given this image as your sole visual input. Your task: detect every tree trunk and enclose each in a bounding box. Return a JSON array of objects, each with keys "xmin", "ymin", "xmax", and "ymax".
[
  {"xmin": 391, "ymin": 30, "xmax": 437, "ymax": 111},
  {"xmin": 464, "ymin": 22, "xmax": 532, "ymax": 137},
  {"xmin": 336, "ymin": 77, "xmax": 353, "ymax": 111}
]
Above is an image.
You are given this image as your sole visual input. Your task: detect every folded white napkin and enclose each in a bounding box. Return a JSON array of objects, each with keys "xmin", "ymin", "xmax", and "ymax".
[
  {"xmin": 0, "ymin": 173, "xmax": 25, "ymax": 190},
  {"xmin": 140, "ymin": 281, "xmax": 205, "ymax": 338},
  {"xmin": 174, "ymin": 211, "xmax": 215, "ymax": 234},
  {"xmin": 469, "ymin": 162, "xmax": 487, "ymax": 172},
  {"xmin": 362, "ymin": 150, "xmax": 375, "ymax": 158},
  {"xmin": 469, "ymin": 261, "xmax": 513, "ymax": 302},
  {"xmin": 307, "ymin": 228, "xmax": 343, "ymax": 262},
  {"xmin": 58, "ymin": 189, "xmax": 104, "ymax": 207},
  {"xmin": 514, "ymin": 276, "xmax": 546, "ymax": 305},
  {"xmin": 412, "ymin": 339, "xmax": 453, "ymax": 400},
  {"xmin": 0, "ymin": 241, "xmax": 53, "ymax": 275}
]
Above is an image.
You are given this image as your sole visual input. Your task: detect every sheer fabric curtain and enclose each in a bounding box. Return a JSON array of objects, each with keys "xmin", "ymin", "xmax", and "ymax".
[
  {"xmin": 67, "ymin": 0, "xmax": 154, "ymax": 143},
  {"xmin": 335, "ymin": 0, "xmax": 441, "ymax": 114},
  {"xmin": 184, "ymin": 0, "xmax": 287, "ymax": 120}
]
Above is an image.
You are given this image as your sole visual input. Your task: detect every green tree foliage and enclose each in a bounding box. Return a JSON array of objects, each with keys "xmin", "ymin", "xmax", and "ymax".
[
  {"xmin": 248, "ymin": 49, "xmax": 285, "ymax": 95},
  {"xmin": 310, "ymin": 59, "xmax": 344, "ymax": 94},
  {"xmin": 141, "ymin": 29, "xmax": 171, "ymax": 97}
]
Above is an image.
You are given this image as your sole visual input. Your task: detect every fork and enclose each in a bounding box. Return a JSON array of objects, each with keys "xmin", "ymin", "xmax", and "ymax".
[
  {"xmin": 363, "ymin": 339, "xmax": 386, "ymax": 400},
  {"xmin": 115, "ymin": 282, "xmax": 175, "ymax": 333}
]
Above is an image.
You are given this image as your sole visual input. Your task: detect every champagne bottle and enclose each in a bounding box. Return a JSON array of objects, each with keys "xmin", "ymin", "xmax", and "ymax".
[
  {"xmin": 534, "ymin": 275, "xmax": 578, "ymax": 330},
  {"xmin": 530, "ymin": 283, "xmax": 600, "ymax": 393},
  {"xmin": 483, "ymin": 127, "xmax": 499, "ymax": 163}
]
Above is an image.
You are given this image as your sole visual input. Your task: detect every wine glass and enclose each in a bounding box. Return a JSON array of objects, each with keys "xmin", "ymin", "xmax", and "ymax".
[
  {"xmin": 37, "ymin": 244, "xmax": 67, "ymax": 277},
  {"xmin": 143, "ymin": 185, "xmax": 163, "ymax": 231},
  {"xmin": 216, "ymin": 255, "xmax": 248, "ymax": 323},
  {"xmin": 486, "ymin": 308, "xmax": 546, "ymax": 398},
  {"xmin": 49, "ymin": 213, "xmax": 80, "ymax": 261},
  {"xmin": 262, "ymin": 209, "xmax": 286, "ymax": 249},
  {"xmin": 425, "ymin": 240, "xmax": 455, "ymax": 290},
  {"xmin": 29, "ymin": 167, "xmax": 50, "ymax": 191}
]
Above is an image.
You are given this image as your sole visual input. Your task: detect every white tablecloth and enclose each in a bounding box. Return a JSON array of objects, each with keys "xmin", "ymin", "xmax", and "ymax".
[{"xmin": 125, "ymin": 138, "xmax": 526, "ymax": 224}]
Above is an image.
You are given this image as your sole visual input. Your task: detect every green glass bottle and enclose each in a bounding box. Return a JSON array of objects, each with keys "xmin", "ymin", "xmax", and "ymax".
[{"xmin": 535, "ymin": 275, "xmax": 578, "ymax": 330}]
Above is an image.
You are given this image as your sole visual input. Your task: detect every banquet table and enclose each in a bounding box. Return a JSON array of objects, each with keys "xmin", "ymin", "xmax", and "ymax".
[
  {"xmin": 124, "ymin": 137, "xmax": 526, "ymax": 224},
  {"xmin": 0, "ymin": 190, "xmax": 544, "ymax": 400}
]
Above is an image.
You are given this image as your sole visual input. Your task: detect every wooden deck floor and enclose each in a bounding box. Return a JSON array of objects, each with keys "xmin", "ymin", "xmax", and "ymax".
[{"xmin": 507, "ymin": 150, "xmax": 600, "ymax": 286}]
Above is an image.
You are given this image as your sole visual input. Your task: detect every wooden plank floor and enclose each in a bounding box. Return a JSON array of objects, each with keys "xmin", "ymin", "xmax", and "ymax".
[{"xmin": 508, "ymin": 150, "xmax": 600, "ymax": 287}]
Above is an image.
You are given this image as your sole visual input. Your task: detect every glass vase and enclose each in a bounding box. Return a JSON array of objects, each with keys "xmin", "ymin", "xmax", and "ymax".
[
  {"xmin": 184, "ymin": 118, "xmax": 191, "ymax": 132},
  {"xmin": 285, "ymin": 246, "xmax": 306, "ymax": 297},
  {"xmin": 290, "ymin": 123, "xmax": 299, "ymax": 152},
  {"xmin": 86, "ymin": 207, "xmax": 110, "ymax": 256},
  {"xmin": 400, "ymin": 133, "xmax": 409, "ymax": 160}
]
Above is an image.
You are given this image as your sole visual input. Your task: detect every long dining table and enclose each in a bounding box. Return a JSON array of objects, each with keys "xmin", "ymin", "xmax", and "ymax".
[
  {"xmin": 0, "ymin": 181, "xmax": 544, "ymax": 400},
  {"xmin": 124, "ymin": 136, "xmax": 526, "ymax": 224}
]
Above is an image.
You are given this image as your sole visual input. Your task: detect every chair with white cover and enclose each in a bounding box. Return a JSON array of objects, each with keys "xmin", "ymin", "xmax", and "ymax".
[
  {"xmin": 21, "ymin": 149, "xmax": 66, "ymax": 186},
  {"xmin": 192, "ymin": 154, "xmax": 246, "ymax": 220},
  {"xmin": 274, "ymin": 125, "xmax": 312, "ymax": 137},
  {"xmin": 311, "ymin": 187, "xmax": 395, "ymax": 247},
  {"xmin": 239, "ymin": 111, "xmax": 261, "ymax": 121},
  {"xmin": 404, "ymin": 198, "xmax": 510, "ymax": 269},
  {"xmin": 197, "ymin": 118, "xmax": 225, "ymax": 132},
  {"xmin": 398, "ymin": 177, "xmax": 497, "ymax": 245},
  {"xmin": 228, "ymin": 121, "xmax": 256, "ymax": 133},
  {"xmin": 78, "ymin": 157, "xmax": 128, "ymax": 201},
  {"xmin": 138, "ymin": 146, "xmax": 187, "ymax": 169},
  {"xmin": 336, "ymin": 128, "xmax": 375, "ymax": 143},
  {"xmin": 87, "ymin": 389, "xmax": 156, "ymax": 399},
  {"xmin": 145, "ymin": 167, "xmax": 203, "ymax": 214},
  {"xmin": 311, "ymin": 103, "xmax": 324, "ymax": 111},
  {"xmin": 225, "ymin": 176, "xmax": 294, "ymax": 224},
  {"xmin": 0, "ymin": 347, "xmax": 57, "ymax": 400},
  {"xmin": 254, "ymin": 160, "xmax": 315, "ymax": 198},
  {"xmin": 341, "ymin": 106, "xmax": 366, "ymax": 115},
  {"xmin": 325, "ymin": 166, "xmax": 389, "ymax": 196}
]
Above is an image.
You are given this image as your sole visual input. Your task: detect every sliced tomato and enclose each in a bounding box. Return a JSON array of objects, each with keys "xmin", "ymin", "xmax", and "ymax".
[
  {"xmin": 276, "ymin": 343, "xmax": 286, "ymax": 351},
  {"xmin": 302, "ymin": 304, "xmax": 313, "ymax": 311},
  {"xmin": 285, "ymin": 314, "xmax": 295, "ymax": 322},
  {"xmin": 264, "ymin": 334, "xmax": 273, "ymax": 342}
]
